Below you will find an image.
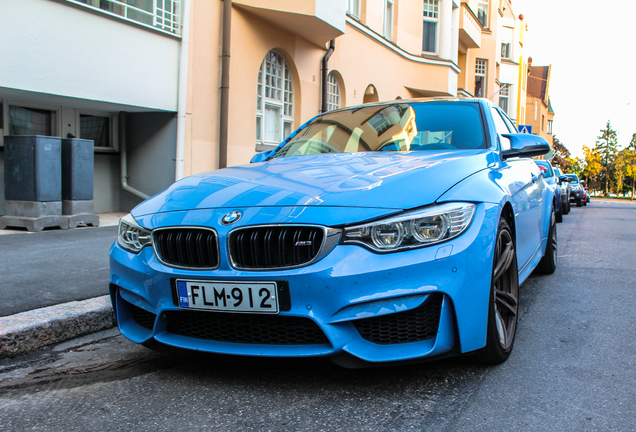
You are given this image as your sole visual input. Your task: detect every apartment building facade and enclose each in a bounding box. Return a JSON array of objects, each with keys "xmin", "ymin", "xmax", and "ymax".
[
  {"xmin": 0, "ymin": 0, "xmax": 543, "ymax": 215},
  {"xmin": 525, "ymin": 61, "xmax": 554, "ymax": 148}
]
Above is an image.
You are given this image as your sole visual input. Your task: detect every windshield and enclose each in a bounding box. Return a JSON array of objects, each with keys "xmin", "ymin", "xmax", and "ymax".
[
  {"xmin": 564, "ymin": 174, "xmax": 579, "ymax": 184},
  {"xmin": 271, "ymin": 102, "xmax": 486, "ymax": 159}
]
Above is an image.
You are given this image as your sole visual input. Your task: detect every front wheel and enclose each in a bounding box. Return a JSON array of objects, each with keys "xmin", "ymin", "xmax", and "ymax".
[
  {"xmin": 576, "ymin": 197, "xmax": 582, "ymax": 207},
  {"xmin": 475, "ymin": 218, "xmax": 519, "ymax": 364}
]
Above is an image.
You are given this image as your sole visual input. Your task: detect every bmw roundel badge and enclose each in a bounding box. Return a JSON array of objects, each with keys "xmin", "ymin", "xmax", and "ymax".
[{"xmin": 221, "ymin": 211, "xmax": 242, "ymax": 225}]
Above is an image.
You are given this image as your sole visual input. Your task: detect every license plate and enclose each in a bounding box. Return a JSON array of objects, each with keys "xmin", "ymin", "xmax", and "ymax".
[{"xmin": 176, "ymin": 280, "xmax": 279, "ymax": 313}]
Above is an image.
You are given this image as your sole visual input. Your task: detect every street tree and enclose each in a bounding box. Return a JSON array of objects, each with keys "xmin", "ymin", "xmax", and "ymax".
[
  {"xmin": 613, "ymin": 151, "xmax": 626, "ymax": 196},
  {"xmin": 594, "ymin": 121, "xmax": 619, "ymax": 196},
  {"xmin": 581, "ymin": 145, "xmax": 602, "ymax": 192},
  {"xmin": 624, "ymin": 133, "xmax": 636, "ymax": 200},
  {"xmin": 568, "ymin": 157, "xmax": 583, "ymax": 177},
  {"xmin": 551, "ymin": 135, "xmax": 571, "ymax": 171}
]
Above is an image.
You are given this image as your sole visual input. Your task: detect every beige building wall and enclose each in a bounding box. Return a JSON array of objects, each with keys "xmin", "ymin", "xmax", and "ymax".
[{"xmin": 183, "ymin": 0, "xmax": 464, "ymax": 174}]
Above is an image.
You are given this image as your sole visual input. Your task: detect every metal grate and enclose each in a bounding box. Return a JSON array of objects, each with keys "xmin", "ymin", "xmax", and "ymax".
[
  {"xmin": 153, "ymin": 228, "xmax": 219, "ymax": 269},
  {"xmin": 229, "ymin": 226, "xmax": 324, "ymax": 269},
  {"xmin": 130, "ymin": 304, "xmax": 156, "ymax": 330},
  {"xmin": 165, "ymin": 311, "xmax": 329, "ymax": 345},
  {"xmin": 353, "ymin": 294, "xmax": 443, "ymax": 345}
]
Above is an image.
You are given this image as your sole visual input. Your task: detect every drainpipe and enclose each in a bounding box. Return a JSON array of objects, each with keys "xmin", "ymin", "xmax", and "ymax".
[
  {"xmin": 175, "ymin": 0, "xmax": 192, "ymax": 181},
  {"xmin": 320, "ymin": 39, "xmax": 336, "ymax": 113},
  {"xmin": 219, "ymin": 0, "xmax": 232, "ymax": 169},
  {"xmin": 119, "ymin": 113, "xmax": 150, "ymax": 200}
]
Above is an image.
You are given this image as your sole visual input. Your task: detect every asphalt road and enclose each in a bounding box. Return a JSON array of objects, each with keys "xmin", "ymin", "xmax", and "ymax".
[
  {"xmin": 1, "ymin": 200, "xmax": 635, "ymax": 431},
  {"xmin": 0, "ymin": 226, "xmax": 117, "ymax": 316}
]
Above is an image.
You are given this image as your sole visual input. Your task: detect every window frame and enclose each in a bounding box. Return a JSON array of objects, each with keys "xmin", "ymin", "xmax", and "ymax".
[
  {"xmin": 2, "ymin": 100, "xmax": 61, "ymax": 147},
  {"xmin": 347, "ymin": 0, "xmax": 361, "ymax": 18},
  {"xmin": 498, "ymin": 83, "xmax": 510, "ymax": 114},
  {"xmin": 477, "ymin": 0, "xmax": 489, "ymax": 28},
  {"xmin": 384, "ymin": 0, "xmax": 394, "ymax": 40},
  {"xmin": 475, "ymin": 59, "xmax": 487, "ymax": 97},
  {"xmin": 77, "ymin": 109, "xmax": 119, "ymax": 152},
  {"xmin": 326, "ymin": 72, "xmax": 342, "ymax": 112},
  {"xmin": 256, "ymin": 50, "xmax": 294, "ymax": 151},
  {"xmin": 422, "ymin": 0, "xmax": 440, "ymax": 54},
  {"xmin": 65, "ymin": 0, "xmax": 182, "ymax": 36}
]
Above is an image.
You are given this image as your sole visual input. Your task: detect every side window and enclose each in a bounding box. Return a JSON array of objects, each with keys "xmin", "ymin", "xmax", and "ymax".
[
  {"xmin": 491, "ymin": 107, "xmax": 512, "ymax": 151},
  {"xmin": 501, "ymin": 112, "xmax": 518, "ymax": 135}
]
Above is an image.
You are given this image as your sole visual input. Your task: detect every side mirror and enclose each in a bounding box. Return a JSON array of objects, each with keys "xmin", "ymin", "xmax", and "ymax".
[
  {"xmin": 501, "ymin": 134, "xmax": 550, "ymax": 159},
  {"xmin": 558, "ymin": 175, "xmax": 569, "ymax": 183},
  {"xmin": 250, "ymin": 149, "xmax": 274, "ymax": 163}
]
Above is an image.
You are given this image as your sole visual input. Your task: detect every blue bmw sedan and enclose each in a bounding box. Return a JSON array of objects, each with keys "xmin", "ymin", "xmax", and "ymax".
[{"xmin": 110, "ymin": 98, "xmax": 556, "ymax": 367}]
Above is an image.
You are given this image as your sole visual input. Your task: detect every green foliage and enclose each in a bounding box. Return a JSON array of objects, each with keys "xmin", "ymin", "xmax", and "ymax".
[
  {"xmin": 593, "ymin": 120, "xmax": 620, "ymax": 195},
  {"xmin": 551, "ymin": 135, "xmax": 571, "ymax": 171}
]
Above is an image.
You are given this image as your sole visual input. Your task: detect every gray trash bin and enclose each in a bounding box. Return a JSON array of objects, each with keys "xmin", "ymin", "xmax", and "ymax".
[
  {"xmin": 62, "ymin": 138, "xmax": 99, "ymax": 228},
  {"xmin": 0, "ymin": 135, "xmax": 69, "ymax": 231}
]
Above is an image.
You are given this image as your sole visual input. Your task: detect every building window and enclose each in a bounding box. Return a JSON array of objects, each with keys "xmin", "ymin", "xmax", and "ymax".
[
  {"xmin": 384, "ymin": 0, "xmax": 394, "ymax": 40},
  {"xmin": 422, "ymin": 0, "xmax": 439, "ymax": 53},
  {"xmin": 8, "ymin": 105, "xmax": 56, "ymax": 136},
  {"xmin": 499, "ymin": 84, "xmax": 510, "ymax": 114},
  {"xmin": 500, "ymin": 27, "xmax": 513, "ymax": 59},
  {"xmin": 347, "ymin": 0, "xmax": 360, "ymax": 18},
  {"xmin": 475, "ymin": 59, "xmax": 487, "ymax": 97},
  {"xmin": 256, "ymin": 50, "xmax": 294, "ymax": 148},
  {"xmin": 477, "ymin": 0, "xmax": 489, "ymax": 28},
  {"xmin": 327, "ymin": 72, "xmax": 341, "ymax": 112},
  {"xmin": 67, "ymin": 0, "xmax": 181, "ymax": 35},
  {"xmin": 548, "ymin": 119, "xmax": 553, "ymax": 135},
  {"xmin": 79, "ymin": 113, "xmax": 114, "ymax": 149},
  {"xmin": 501, "ymin": 42, "xmax": 511, "ymax": 59}
]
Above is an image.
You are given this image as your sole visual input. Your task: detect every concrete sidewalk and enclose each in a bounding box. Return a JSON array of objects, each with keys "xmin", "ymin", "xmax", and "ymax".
[{"xmin": 0, "ymin": 213, "xmax": 125, "ymax": 358}]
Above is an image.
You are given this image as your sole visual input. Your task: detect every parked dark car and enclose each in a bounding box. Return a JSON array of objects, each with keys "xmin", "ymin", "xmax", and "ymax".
[
  {"xmin": 535, "ymin": 160, "xmax": 566, "ymax": 222},
  {"xmin": 564, "ymin": 174, "xmax": 585, "ymax": 207},
  {"xmin": 552, "ymin": 166, "xmax": 571, "ymax": 215}
]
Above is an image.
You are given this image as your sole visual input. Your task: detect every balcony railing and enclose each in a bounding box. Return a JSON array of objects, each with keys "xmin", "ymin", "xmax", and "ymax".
[{"xmin": 66, "ymin": 0, "xmax": 181, "ymax": 36}]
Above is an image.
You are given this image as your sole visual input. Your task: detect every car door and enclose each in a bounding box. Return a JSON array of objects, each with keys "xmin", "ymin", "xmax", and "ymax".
[{"xmin": 490, "ymin": 107, "xmax": 545, "ymax": 271}]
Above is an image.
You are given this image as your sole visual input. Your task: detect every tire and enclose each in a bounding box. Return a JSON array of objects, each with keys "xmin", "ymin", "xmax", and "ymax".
[
  {"xmin": 567, "ymin": 201, "xmax": 571, "ymax": 213},
  {"xmin": 562, "ymin": 199, "xmax": 570, "ymax": 215},
  {"xmin": 536, "ymin": 207, "xmax": 557, "ymax": 275},
  {"xmin": 556, "ymin": 203, "xmax": 563, "ymax": 223},
  {"xmin": 475, "ymin": 218, "xmax": 519, "ymax": 364},
  {"xmin": 583, "ymin": 198, "xmax": 587, "ymax": 206},
  {"xmin": 576, "ymin": 197, "xmax": 582, "ymax": 207}
]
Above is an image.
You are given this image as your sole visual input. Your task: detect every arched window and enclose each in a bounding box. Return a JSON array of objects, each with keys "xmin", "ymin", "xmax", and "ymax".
[
  {"xmin": 327, "ymin": 72, "xmax": 341, "ymax": 111},
  {"xmin": 256, "ymin": 50, "xmax": 294, "ymax": 148}
]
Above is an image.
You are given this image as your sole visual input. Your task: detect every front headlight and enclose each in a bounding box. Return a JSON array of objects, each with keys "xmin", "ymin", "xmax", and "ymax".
[
  {"xmin": 117, "ymin": 213, "xmax": 152, "ymax": 254},
  {"xmin": 343, "ymin": 202, "xmax": 475, "ymax": 253}
]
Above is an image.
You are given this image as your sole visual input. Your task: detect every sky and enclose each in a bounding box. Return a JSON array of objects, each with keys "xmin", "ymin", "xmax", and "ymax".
[{"xmin": 511, "ymin": 0, "xmax": 636, "ymax": 159}]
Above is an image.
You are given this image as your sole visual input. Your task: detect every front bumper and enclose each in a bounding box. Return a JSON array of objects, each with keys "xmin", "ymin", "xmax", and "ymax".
[{"xmin": 110, "ymin": 203, "xmax": 499, "ymax": 364}]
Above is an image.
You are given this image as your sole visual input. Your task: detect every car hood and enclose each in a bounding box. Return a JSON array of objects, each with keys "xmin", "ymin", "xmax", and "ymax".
[{"xmin": 132, "ymin": 150, "xmax": 494, "ymax": 217}]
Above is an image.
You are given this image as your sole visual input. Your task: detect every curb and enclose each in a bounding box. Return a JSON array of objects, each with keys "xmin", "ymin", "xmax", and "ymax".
[{"xmin": 0, "ymin": 296, "xmax": 115, "ymax": 358}]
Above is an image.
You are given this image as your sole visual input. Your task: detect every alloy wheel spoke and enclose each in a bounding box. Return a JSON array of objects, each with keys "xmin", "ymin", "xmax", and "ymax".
[
  {"xmin": 495, "ymin": 289, "xmax": 518, "ymax": 317},
  {"xmin": 493, "ymin": 240, "xmax": 514, "ymax": 282},
  {"xmin": 495, "ymin": 309, "xmax": 506, "ymax": 346}
]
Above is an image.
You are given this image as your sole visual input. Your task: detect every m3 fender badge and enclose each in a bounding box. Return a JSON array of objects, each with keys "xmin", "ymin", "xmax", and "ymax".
[{"xmin": 221, "ymin": 211, "xmax": 242, "ymax": 225}]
